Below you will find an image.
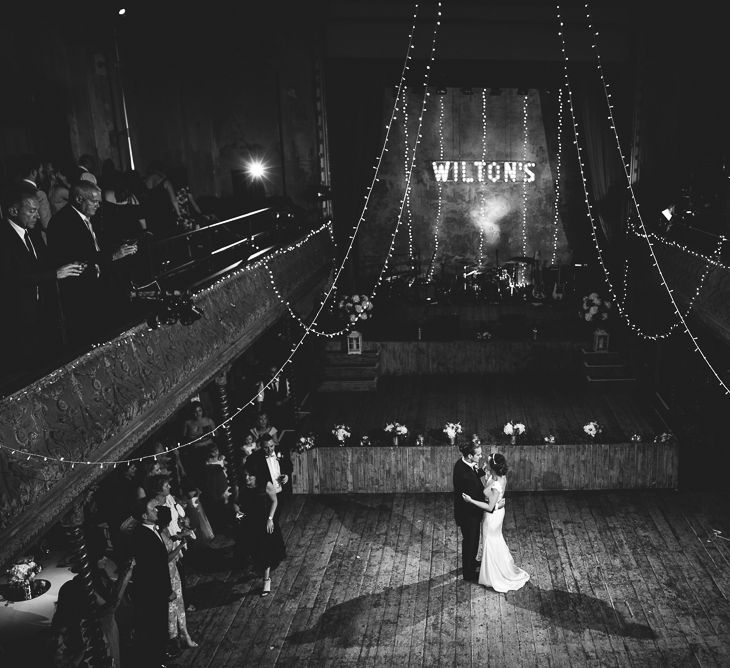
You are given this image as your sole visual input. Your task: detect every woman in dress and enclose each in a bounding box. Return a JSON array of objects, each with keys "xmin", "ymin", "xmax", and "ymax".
[
  {"xmin": 462, "ymin": 452, "xmax": 529, "ymax": 592},
  {"xmin": 182, "ymin": 400, "xmax": 218, "ymax": 486},
  {"xmin": 236, "ymin": 464, "xmax": 286, "ymax": 596},
  {"xmin": 249, "ymin": 412, "xmax": 278, "ymax": 446},
  {"xmin": 156, "ymin": 506, "xmax": 198, "ymax": 650}
]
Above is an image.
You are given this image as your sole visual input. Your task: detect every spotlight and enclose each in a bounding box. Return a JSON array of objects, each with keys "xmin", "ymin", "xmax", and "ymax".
[
  {"xmin": 245, "ymin": 160, "xmax": 267, "ymax": 180},
  {"xmin": 461, "ymin": 87, "xmax": 473, "ymax": 95},
  {"xmin": 118, "ymin": 8, "xmax": 126, "ymax": 16}
]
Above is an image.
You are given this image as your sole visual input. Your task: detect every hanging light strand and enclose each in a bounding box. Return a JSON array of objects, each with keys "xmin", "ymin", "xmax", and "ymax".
[
  {"xmin": 478, "ymin": 87, "xmax": 487, "ymax": 266},
  {"xmin": 556, "ymin": 1, "xmax": 730, "ymax": 396},
  {"xmin": 402, "ymin": 88, "xmax": 415, "ymax": 259},
  {"xmin": 519, "ymin": 89, "xmax": 529, "ymax": 285},
  {"xmin": 551, "ymin": 86, "xmax": 564, "ymax": 265},
  {"xmin": 428, "ymin": 92, "xmax": 446, "ymax": 282},
  {"xmin": 0, "ymin": 2, "xmax": 432, "ymax": 468}
]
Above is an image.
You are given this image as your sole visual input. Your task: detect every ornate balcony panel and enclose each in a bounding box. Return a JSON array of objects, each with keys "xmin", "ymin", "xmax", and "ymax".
[{"xmin": 0, "ymin": 228, "xmax": 333, "ymax": 567}]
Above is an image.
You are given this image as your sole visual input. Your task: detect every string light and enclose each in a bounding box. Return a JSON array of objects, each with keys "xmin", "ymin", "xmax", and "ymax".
[
  {"xmin": 428, "ymin": 92, "xmax": 445, "ymax": 282},
  {"xmin": 478, "ymin": 87, "xmax": 487, "ymax": 266},
  {"xmin": 0, "ymin": 2, "xmax": 437, "ymax": 469},
  {"xmin": 551, "ymin": 86, "xmax": 564, "ymax": 265},
  {"xmin": 519, "ymin": 89, "xmax": 529, "ymax": 285},
  {"xmin": 557, "ymin": 1, "xmax": 730, "ymax": 396},
  {"xmin": 401, "ymin": 87, "xmax": 415, "ymax": 259}
]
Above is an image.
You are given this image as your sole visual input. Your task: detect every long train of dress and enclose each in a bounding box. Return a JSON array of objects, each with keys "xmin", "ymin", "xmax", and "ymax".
[{"xmin": 478, "ymin": 477, "xmax": 530, "ymax": 592}]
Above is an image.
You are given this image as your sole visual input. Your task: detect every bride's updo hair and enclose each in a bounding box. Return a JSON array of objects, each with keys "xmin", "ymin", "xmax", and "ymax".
[{"xmin": 489, "ymin": 453, "xmax": 509, "ymax": 476}]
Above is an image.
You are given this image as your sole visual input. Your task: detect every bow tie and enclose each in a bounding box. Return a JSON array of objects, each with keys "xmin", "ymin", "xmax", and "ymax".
[{"xmin": 266, "ymin": 454, "xmax": 278, "ymax": 460}]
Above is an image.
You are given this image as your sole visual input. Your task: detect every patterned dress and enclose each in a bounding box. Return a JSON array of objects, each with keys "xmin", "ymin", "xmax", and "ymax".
[{"xmin": 160, "ymin": 529, "xmax": 188, "ymax": 639}]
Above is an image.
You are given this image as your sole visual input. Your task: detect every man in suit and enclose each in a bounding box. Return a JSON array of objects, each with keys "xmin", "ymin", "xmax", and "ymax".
[
  {"xmin": 453, "ymin": 440, "xmax": 486, "ymax": 582},
  {"xmin": 256, "ymin": 365, "xmax": 293, "ymax": 427},
  {"xmin": 46, "ymin": 181, "xmax": 137, "ymax": 345},
  {"xmin": 246, "ymin": 434, "xmax": 292, "ymax": 516},
  {"xmin": 130, "ymin": 497, "xmax": 173, "ymax": 668},
  {"xmin": 0, "ymin": 184, "xmax": 84, "ymax": 376}
]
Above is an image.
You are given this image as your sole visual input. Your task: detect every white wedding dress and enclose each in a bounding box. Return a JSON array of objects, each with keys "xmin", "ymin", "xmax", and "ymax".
[{"xmin": 478, "ymin": 476, "xmax": 530, "ymax": 592}]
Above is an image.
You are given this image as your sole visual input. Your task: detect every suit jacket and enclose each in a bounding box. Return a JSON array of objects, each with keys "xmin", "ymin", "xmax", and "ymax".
[
  {"xmin": 246, "ymin": 448, "xmax": 292, "ymax": 488},
  {"xmin": 47, "ymin": 203, "xmax": 108, "ymax": 270},
  {"xmin": 130, "ymin": 523, "xmax": 172, "ymax": 603},
  {"xmin": 453, "ymin": 459, "xmax": 486, "ymax": 526}
]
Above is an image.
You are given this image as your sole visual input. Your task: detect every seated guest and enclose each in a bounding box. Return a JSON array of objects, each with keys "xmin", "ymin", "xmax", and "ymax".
[
  {"xmin": 0, "ymin": 183, "xmax": 84, "ymax": 376},
  {"xmin": 130, "ymin": 497, "xmax": 173, "ymax": 668},
  {"xmin": 72, "ymin": 153, "xmax": 98, "ymax": 185},
  {"xmin": 46, "ymin": 181, "xmax": 138, "ymax": 345},
  {"xmin": 199, "ymin": 444, "xmax": 232, "ymax": 533},
  {"xmin": 249, "ymin": 411, "xmax": 279, "ymax": 446}
]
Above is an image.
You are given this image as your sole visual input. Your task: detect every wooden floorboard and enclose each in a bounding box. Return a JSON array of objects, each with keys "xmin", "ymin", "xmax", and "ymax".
[{"xmin": 175, "ymin": 491, "xmax": 730, "ymax": 667}]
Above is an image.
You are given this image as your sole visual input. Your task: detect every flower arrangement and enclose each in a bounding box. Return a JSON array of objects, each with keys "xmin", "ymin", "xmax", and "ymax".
[
  {"xmin": 294, "ymin": 435, "xmax": 315, "ymax": 454},
  {"xmin": 384, "ymin": 422, "xmax": 408, "ymax": 436},
  {"xmin": 6, "ymin": 557, "xmax": 41, "ymax": 585},
  {"xmin": 443, "ymin": 421, "xmax": 462, "ymax": 442},
  {"xmin": 630, "ymin": 433, "xmax": 642, "ymax": 442},
  {"xmin": 503, "ymin": 421, "xmax": 525, "ymax": 437},
  {"xmin": 338, "ymin": 294, "xmax": 374, "ymax": 325},
  {"xmin": 415, "ymin": 434, "xmax": 426, "ymax": 446},
  {"xmin": 653, "ymin": 432, "xmax": 673, "ymax": 444},
  {"xmin": 583, "ymin": 420, "xmax": 603, "ymax": 439},
  {"xmin": 332, "ymin": 424, "xmax": 352, "ymax": 445},
  {"xmin": 543, "ymin": 435, "xmax": 556, "ymax": 444},
  {"xmin": 359, "ymin": 435, "xmax": 371, "ymax": 447},
  {"xmin": 580, "ymin": 292, "xmax": 611, "ymax": 323}
]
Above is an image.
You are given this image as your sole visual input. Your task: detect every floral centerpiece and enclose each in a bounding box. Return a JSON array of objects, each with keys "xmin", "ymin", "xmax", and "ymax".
[
  {"xmin": 580, "ymin": 292, "xmax": 611, "ymax": 324},
  {"xmin": 503, "ymin": 421, "xmax": 525, "ymax": 444},
  {"xmin": 338, "ymin": 294, "xmax": 374, "ymax": 325},
  {"xmin": 583, "ymin": 420, "xmax": 603, "ymax": 439},
  {"xmin": 443, "ymin": 421, "xmax": 462, "ymax": 444},
  {"xmin": 630, "ymin": 433, "xmax": 642, "ymax": 442},
  {"xmin": 294, "ymin": 435, "xmax": 315, "ymax": 454},
  {"xmin": 332, "ymin": 424, "xmax": 352, "ymax": 446},
  {"xmin": 359, "ymin": 435, "xmax": 371, "ymax": 447},
  {"xmin": 543, "ymin": 434, "xmax": 556, "ymax": 444},
  {"xmin": 6, "ymin": 557, "xmax": 42, "ymax": 600},
  {"xmin": 653, "ymin": 432, "xmax": 673, "ymax": 444},
  {"xmin": 384, "ymin": 421, "xmax": 408, "ymax": 445}
]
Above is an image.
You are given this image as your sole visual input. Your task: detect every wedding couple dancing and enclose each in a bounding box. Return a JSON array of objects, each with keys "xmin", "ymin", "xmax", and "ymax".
[{"xmin": 453, "ymin": 440, "xmax": 530, "ymax": 591}]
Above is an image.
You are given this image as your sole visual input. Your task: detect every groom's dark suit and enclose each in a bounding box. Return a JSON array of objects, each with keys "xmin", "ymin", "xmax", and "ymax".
[{"xmin": 453, "ymin": 458, "xmax": 485, "ymax": 581}]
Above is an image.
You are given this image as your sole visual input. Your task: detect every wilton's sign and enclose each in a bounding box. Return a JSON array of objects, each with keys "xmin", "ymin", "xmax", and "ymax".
[{"xmin": 432, "ymin": 160, "xmax": 536, "ymax": 183}]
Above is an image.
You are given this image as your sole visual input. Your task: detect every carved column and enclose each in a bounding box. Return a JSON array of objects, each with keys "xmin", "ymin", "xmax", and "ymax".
[
  {"xmin": 214, "ymin": 370, "xmax": 241, "ymax": 497},
  {"xmin": 61, "ymin": 497, "xmax": 112, "ymax": 668}
]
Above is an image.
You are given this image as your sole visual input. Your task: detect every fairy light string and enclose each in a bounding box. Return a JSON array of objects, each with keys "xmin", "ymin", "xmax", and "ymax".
[
  {"xmin": 0, "ymin": 2, "xmax": 438, "ymax": 467},
  {"xmin": 478, "ymin": 87, "xmax": 487, "ymax": 266},
  {"xmin": 556, "ymin": 1, "xmax": 729, "ymax": 395},
  {"xmin": 428, "ymin": 92, "xmax": 446, "ymax": 282},
  {"xmin": 551, "ymin": 86, "xmax": 564, "ymax": 265},
  {"xmin": 519, "ymin": 89, "xmax": 529, "ymax": 285},
  {"xmin": 402, "ymin": 87, "xmax": 415, "ymax": 259}
]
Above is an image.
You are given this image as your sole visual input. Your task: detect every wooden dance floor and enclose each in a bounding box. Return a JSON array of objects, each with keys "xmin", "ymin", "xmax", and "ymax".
[{"xmin": 178, "ymin": 490, "xmax": 730, "ymax": 667}]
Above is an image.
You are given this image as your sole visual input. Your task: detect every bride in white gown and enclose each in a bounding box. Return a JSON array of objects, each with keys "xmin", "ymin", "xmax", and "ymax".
[{"xmin": 462, "ymin": 453, "xmax": 529, "ymax": 592}]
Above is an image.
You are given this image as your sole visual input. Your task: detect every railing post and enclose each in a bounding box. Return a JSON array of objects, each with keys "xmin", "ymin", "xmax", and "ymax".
[{"xmin": 213, "ymin": 369, "xmax": 241, "ymax": 500}]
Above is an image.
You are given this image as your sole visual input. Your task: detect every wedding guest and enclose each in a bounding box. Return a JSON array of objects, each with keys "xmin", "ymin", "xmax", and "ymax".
[
  {"xmin": 240, "ymin": 433, "xmax": 257, "ymax": 469},
  {"xmin": 133, "ymin": 459, "xmax": 163, "ymax": 499},
  {"xmin": 156, "ymin": 505, "xmax": 198, "ymax": 650},
  {"xmin": 249, "ymin": 412, "xmax": 279, "ymax": 446},
  {"xmin": 256, "ymin": 365, "xmax": 292, "ymax": 426},
  {"xmin": 129, "ymin": 497, "xmax": 173, "ymax": 667},
  {"xmin": 236, "ymin": 464, "xmax": 286, "ymax": 596},
  {"xmin": 182, "ymin": 400, "xmax": 218, "ymax": 485},
  {"xmin": 462, "ymin": 453, "xmax": 530, "ymax": 592},
  {"xmin": 199, "ymin": 444, "xmax": 232, "ymax": 533}
]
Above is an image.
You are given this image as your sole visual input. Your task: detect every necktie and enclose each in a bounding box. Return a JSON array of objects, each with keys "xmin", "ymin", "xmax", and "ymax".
[
  {"xmin": 23, "ymin": 231, "xmax": 37, "ymax": 259},
  {"xmin": 84, "ymin": 218, "xmax": 100, "ymax": 252}
]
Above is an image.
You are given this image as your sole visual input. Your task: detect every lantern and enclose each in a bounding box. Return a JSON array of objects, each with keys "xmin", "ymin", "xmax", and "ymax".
[
  {"xmin": 592, "ymin": 328, "xmax": 609, "ymax": 352},
  {"xmin": 347, "ymin": 330, "xmax": 363, "ymax": 355}
]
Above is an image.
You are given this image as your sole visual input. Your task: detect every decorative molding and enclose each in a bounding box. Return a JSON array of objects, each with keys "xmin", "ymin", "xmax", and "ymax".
[{"xmin": 0, "ymin": 233, "xmax": 332, "ymax": 567}]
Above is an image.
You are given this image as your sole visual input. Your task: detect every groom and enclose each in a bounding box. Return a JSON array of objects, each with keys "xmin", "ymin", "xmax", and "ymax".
[{"xmin": 453, "ymin": 440, "xmax": 486, "ymax": 581}]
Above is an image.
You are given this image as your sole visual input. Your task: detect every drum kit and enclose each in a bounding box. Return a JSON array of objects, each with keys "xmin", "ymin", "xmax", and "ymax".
[{"xmin": 456, "ymin": 255, "xmax": 539, "ymax": 303}]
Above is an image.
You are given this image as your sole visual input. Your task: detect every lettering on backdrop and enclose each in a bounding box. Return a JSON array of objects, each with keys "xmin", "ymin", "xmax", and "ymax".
[{"xmin": 431, "ymin": 160, "xmax": 536, "ymax": 183}]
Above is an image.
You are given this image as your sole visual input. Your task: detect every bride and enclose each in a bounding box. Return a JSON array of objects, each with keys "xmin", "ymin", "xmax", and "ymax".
[{"xmin": 462, "ymin": 452, "xmax": 530, "ymax": 592}]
